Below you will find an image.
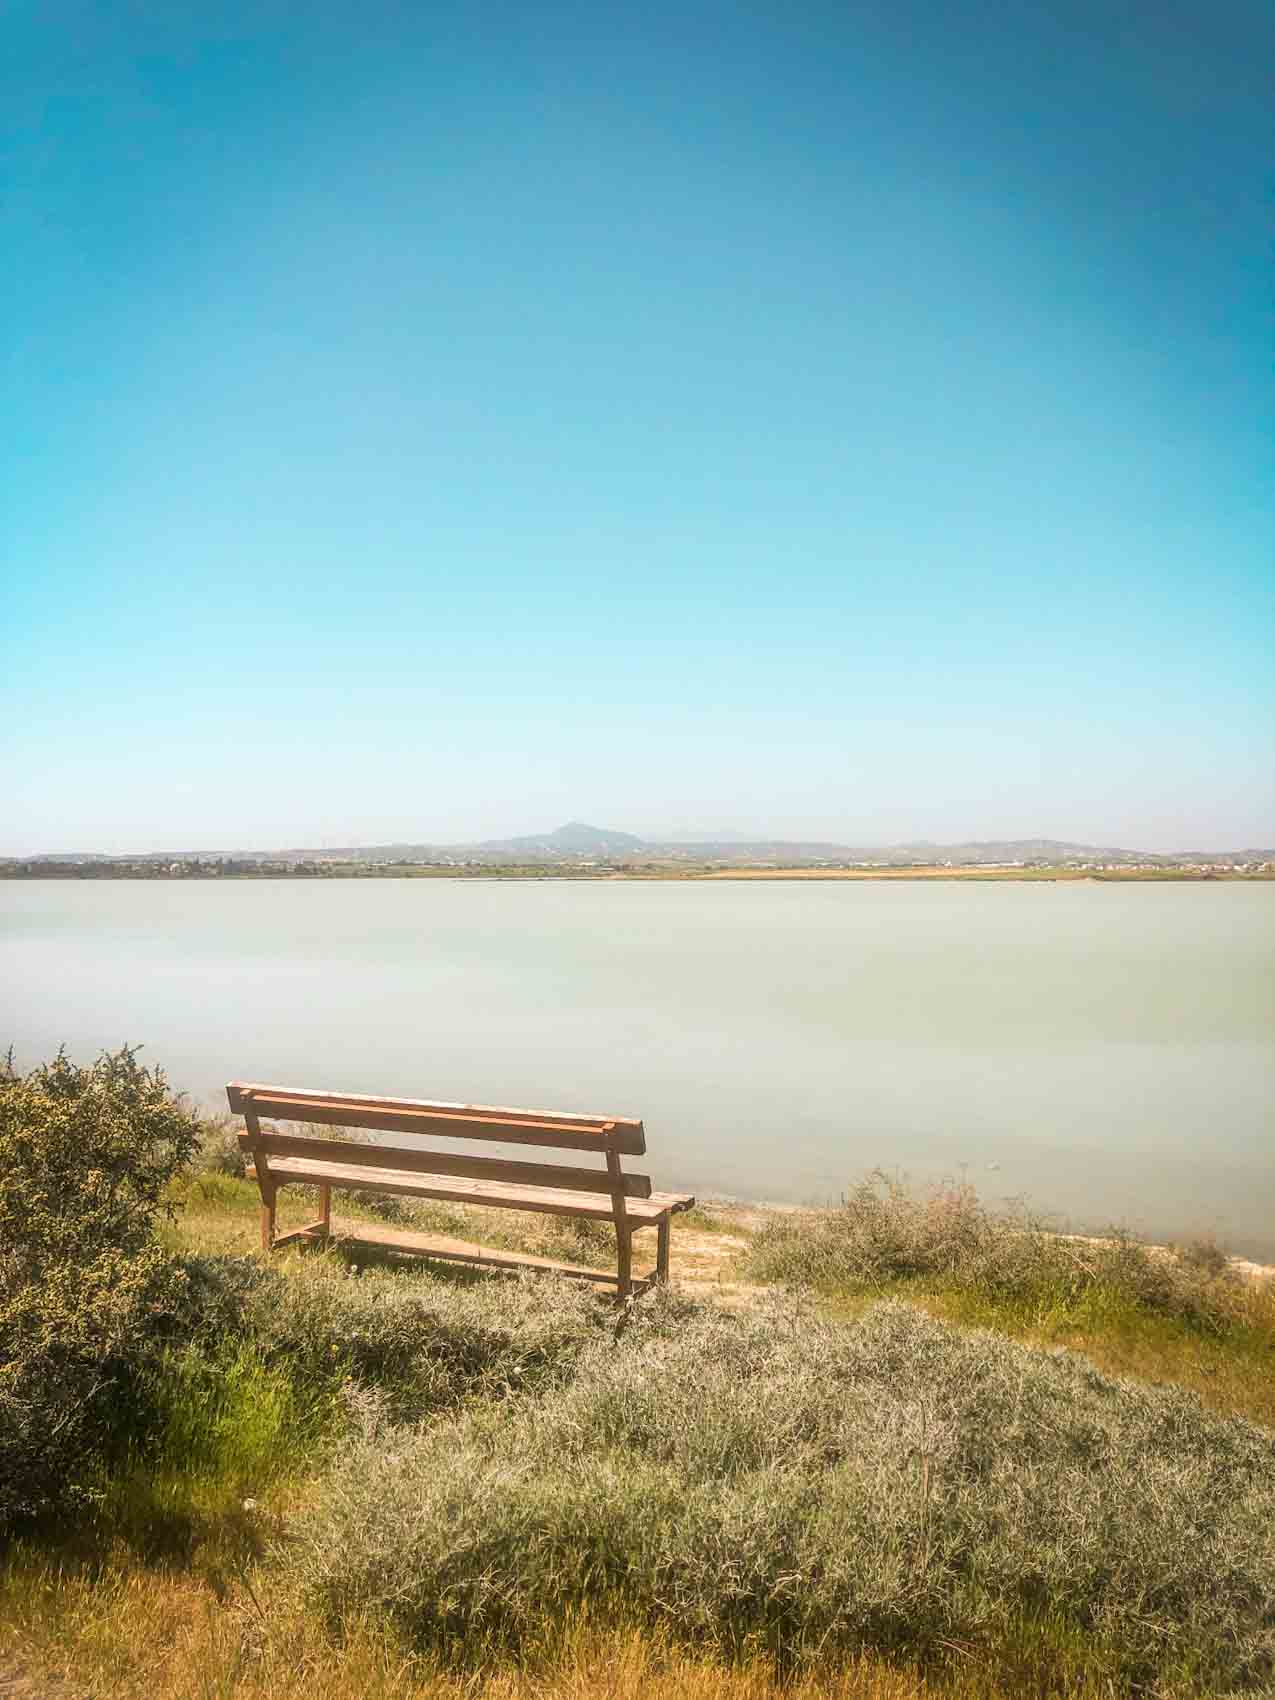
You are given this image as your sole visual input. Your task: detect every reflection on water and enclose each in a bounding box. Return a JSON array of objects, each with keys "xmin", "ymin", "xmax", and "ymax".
[{"xmin": 3, "ymin": 879, "xmax": 1272, "ymax": 1258}]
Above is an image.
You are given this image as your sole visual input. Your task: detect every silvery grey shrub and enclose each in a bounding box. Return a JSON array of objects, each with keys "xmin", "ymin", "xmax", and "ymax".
[
  {"xmin": 747, "ymin": 1170, "xmax": 1259, "ymax": 1333},
  {"xmin": 288, "ymin": 1296, "xmax": 1275, "ymax": 1692},
  {"xmin": 236, "ymin": 1255, "xmax": 611, "ymax": 1419}
]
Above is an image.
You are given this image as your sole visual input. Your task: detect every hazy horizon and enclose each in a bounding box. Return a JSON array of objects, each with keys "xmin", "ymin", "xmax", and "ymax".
[
  {"xmin": 4, "ymin": 3, "xmax": 1271, "ymax": 853},
  {"xmin": 7, "ymin": 818, "xmax": 1275, "ymax": 861}
]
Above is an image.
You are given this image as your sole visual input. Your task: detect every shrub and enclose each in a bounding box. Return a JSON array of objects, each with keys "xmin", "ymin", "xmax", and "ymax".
[
  {"xmin": 172, "ymin": 1251, "xmax": 273, "ymax": 1342},
  {"xmin": 747, "ymin": 1171, "xmax": 1256, "ymax": 1335},
  {"xmin": 747, "ymin": 1172, "xmax": 999, "ymax": 1288},
  {"xmin": 239, "ymin": 1257, "xmax": 609, "ymax": 1419},
  {"xmin": 1176, "ymin": 1234, "xmax": 1232, "ymax": 1279},
  {"xmin": 0, "ymin": 1046, "xmax": 202, "ymax": 1263},
  {"xmin": 0, "ymin": 1046, "xmax": 201, "ymax": 1528},
  {"xmin": 290, "ymin": 1299, "xmax": 1275, "ymax": 1691},
  {"xmin": 196, "ymin": 1114, "xmax": 247, "ymax": 1178}
]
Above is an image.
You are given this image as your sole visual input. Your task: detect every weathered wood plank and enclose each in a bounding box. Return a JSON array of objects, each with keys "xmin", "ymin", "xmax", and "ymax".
[
  {"xmin": 245, "ymin": 1105, "xmax": 277, "ymax": 1251},
  {"xmin": 260, "ymin": 1155, "xmax": 686, "ymax": 1222},
  {"xmin": 657, "ymin": 1218, "xmax": 671, "ymax": 1283},
  {"xmin": 606, "ymin": 1145, "xmax": 631, "ymax": 1301},
  {"xmin": 226, "ymin": 1080, "xmax": 644, "ymax": 1132},
  {"xmin": 236, "ymin": 1127, "xmax": 652, "ymax": 1197},
  {"xmin": 319, "ymin": 1217, "xmax": 656, "ymax": 1289},
  {"xmin": 226, "ymin": 1082, "xmax": 646, "ymax": 1155},
  {"xmin": 270, "ymin": 1221, "xmax": 330, "ymax": 1250}
]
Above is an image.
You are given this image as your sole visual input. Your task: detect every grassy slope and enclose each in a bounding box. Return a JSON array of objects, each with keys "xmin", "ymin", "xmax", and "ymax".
[
  {"xmin": 910, "ymin": 1280, "xmax": 1275, "ymax": 1429},
  {"xmin": 3, "ymin": 1174, "xmax": 1273, "ymax": 1700},
  {"xmin": 742, "ymin": 1180, "xmax": 1275, "ymax": 1432}
]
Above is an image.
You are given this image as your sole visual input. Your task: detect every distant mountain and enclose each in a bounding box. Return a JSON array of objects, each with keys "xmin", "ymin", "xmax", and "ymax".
[
  {"xmin": 4, "ymin": 825, "xmax": 1272, "ymax": 868},
  {"xmin": 890, "ymin": 839, "xmax": 1147, "ymax": 865},
  {"xmin": 14, "ymin": 851, "xmax": 114, "ymax": 863},
  {"xmin": 474, "ymin": 820, "xmax": 648, "ymax": 857}
]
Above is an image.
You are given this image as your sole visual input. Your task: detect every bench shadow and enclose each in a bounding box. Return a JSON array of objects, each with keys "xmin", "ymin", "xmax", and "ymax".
[{"xmin": 328, "ymin": 1238, "xmax": 500, "ymax": 1286}]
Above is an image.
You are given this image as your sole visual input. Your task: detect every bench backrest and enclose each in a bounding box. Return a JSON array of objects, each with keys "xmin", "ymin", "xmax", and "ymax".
[{"xmin": 225, "ymin": 1081, "xmax": 651, "ymax": 1203}]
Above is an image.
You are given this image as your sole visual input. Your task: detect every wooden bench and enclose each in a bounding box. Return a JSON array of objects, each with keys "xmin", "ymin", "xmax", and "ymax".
[{"xmin": 226, "ymin": 1082, "xmax": 695, "ymax": 1299}]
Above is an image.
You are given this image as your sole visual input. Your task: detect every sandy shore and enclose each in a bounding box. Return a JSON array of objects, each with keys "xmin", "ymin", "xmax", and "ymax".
[{"xmin": 705, "ymin": 866, "xmax": 1096, "ymax": 880}]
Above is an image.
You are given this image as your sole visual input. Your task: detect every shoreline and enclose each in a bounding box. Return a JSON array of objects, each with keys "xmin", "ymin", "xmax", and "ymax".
[
  {"xmin": 184, "ymin": 1089, "xmax": 1275, "ymax": 1274},
  {"xmin": 691, "ymin": 1196, "xmax": 1275, "ymax": 1286},
  {"xmin": 4, "ymin": 866, "xmax": 1273, "ymax": 883}
]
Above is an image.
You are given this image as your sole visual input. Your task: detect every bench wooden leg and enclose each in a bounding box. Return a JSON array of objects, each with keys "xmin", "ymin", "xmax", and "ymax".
[
  {"xmin": 656, "ymin": 1218, "xmax": 671, "ymax": 1284},
  {"xmin": 319, "ymin": 1183, "xmax": 331, "ymax": 1244},
  {"xmin": 260, "ymin": 1183, "xmax": 277, "ymax": 1253},
  {"xmin": 616, "ymin": 1224, "xmax": 633, "ymax": 1301}
]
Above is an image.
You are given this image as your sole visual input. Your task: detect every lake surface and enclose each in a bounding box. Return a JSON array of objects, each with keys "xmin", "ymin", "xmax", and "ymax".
[{"xmin": 3, "ymin": 879, "xmax": 1272, "ymax": 1258}]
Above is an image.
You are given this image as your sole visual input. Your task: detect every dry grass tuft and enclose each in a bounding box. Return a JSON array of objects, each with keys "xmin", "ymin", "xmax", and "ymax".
[{"xmin": 0, "ymin": 1558, "xmax": 1220, "ymax": 1700}]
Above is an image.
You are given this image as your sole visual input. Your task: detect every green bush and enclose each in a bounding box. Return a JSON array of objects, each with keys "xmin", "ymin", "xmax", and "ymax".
[
  {"xmin": 0, "ymin": 1046, "xmax": 200, "ymax": 1528},
  {"xmin": 290, "ymin": 1298, "xmax": 1275, "ymax": 1691}
]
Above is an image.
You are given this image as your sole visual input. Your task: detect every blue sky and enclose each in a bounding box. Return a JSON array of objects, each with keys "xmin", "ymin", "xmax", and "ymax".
[{"xmin": 3, "ymin": 0, "xmax": 1271, "ymax": 853}]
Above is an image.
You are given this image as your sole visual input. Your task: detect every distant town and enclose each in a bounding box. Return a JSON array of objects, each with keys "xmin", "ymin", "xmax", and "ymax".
[{"xmin": 3, "ymin": 823, "xmax": 1273, "ymax": 880}]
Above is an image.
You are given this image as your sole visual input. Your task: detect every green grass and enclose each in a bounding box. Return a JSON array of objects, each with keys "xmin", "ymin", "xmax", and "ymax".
[
  {"xmin": 89, "ymin": 1340, "xmax": 319, "ymax": 1567},
  {"xmin": 141, "ymin": 1341, "xmax": 308, "ymax": 1483},
  {"xmin": 923, "ymin": 1280, "xmax": 1275, "ymax": 1425}
]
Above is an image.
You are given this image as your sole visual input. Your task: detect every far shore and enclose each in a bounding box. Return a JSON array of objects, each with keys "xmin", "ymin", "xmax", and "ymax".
[{"xmin": 4, "ymin": 863, "xmax": 1271, "ymax": 882}]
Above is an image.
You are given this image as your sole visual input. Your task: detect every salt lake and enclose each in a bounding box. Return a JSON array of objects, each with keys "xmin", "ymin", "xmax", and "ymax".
[{"xmin": 3, "ymin": 878, "xmax": 1272, "ymax": 1258}]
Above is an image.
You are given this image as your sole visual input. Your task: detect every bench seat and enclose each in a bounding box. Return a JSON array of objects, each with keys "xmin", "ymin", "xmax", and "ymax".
[{"xmin": 262, "ymin": 1154, "xmax": 693, "ymax": 1224}]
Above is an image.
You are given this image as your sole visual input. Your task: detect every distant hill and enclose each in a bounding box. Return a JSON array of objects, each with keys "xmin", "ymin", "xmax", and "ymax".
[
  {"xmin": 475, "ymin": 821, "xmax": 648, "ymax": 857},
  {"xmin": 4, "ymin": 824, "xmax": 1272, "ymax": 868}
]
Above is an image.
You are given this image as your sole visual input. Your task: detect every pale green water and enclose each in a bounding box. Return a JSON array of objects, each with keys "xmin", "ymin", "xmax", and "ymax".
[{"xmin": 3, "ymin": 879, "xmax": 1273, "ymax": 1258}]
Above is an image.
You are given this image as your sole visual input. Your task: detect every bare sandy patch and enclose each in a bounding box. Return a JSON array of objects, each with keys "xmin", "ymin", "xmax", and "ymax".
[{"xmin": 705, "ymin": 866, "xmax": 1067, "ymax": 880}]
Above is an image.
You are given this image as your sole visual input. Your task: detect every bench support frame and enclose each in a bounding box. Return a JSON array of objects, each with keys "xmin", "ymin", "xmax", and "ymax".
[{"xmin": 605, "ymin": 1138, "xmax": 634, "ymax": 1300}]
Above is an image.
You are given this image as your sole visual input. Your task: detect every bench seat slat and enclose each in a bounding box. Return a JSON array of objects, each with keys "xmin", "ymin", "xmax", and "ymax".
[
  {"xmin": 293, "ymin": 1217, "xmax": 654, "ymax": 1289},
  {"xmin": 227, "ymin": 1083, "xmax": 646, "ymax": 1155},
  {"xmin": 239, "ymin": 1128, "xmax": 653, "ymax": 1197},
  {"xmin": 261, "ymin": 1155, "xmax": 693, "ymax": 1223}
]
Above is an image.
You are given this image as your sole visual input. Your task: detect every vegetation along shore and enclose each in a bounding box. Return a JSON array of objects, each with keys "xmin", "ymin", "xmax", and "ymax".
[
  {"xmin": 5, "ymin": 822, "xmax": 1273, "ymax": 880},
  {"xmin": 2, "ymin": 1048, "xmax": 1273, "ymax": 1698},
  {"xmin": 3, "ymin": 860, "xmax": 1270, "ymax": 882}
]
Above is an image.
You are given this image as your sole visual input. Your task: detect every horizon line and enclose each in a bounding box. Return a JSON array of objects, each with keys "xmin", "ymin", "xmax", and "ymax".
[{"xmin": 6, "ymin": 828, "xmax": 1275, "ymax": 863}]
